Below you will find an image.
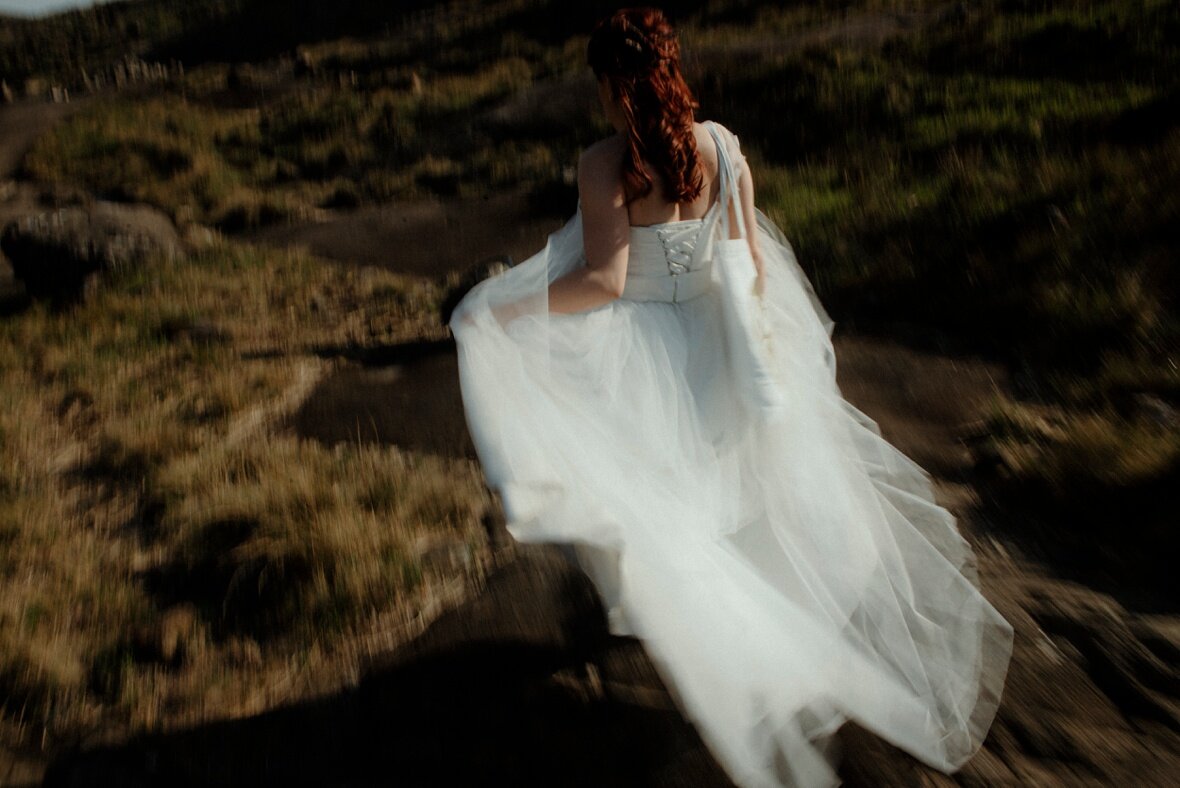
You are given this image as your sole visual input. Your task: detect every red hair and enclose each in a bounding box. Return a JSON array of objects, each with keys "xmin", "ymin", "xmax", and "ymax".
[{"xmin": 587, "ymin": 7, "xmax": 702, "ymax": 204}]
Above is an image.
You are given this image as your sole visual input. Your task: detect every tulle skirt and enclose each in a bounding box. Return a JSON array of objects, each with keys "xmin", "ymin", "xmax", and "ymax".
[{"xmin": 449, "ymin": 209, "xmax": 1013, "ymax": 787}]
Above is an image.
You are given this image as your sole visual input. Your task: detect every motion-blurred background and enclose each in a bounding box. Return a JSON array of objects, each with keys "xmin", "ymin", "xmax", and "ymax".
[{"xmin": 0, "ymin": 1, "xmax": 1175, "ymax": 785}]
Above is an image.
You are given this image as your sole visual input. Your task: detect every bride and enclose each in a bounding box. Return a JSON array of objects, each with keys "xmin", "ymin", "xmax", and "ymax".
[{"xmin": 449, "ymin": 7, "xmax": 1012, "ymax": 787}]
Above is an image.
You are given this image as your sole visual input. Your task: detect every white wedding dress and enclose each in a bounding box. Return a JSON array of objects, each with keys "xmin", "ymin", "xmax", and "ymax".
[{"xmin": 449, "ymin": 121, "xmax": 1012, "ymax": 787}]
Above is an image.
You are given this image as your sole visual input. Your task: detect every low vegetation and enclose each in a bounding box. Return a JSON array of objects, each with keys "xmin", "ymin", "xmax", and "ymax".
[
  {"xmin": 971, "ymin": 396, "xmax": 1178, "ymax": 599},
  {"xmin": 22, "ymin": 58, "xmax": 568, "ymax": 229},
  {"xmin": 0, "ymin": 238, "xmax": 492, "ymax": 747}
]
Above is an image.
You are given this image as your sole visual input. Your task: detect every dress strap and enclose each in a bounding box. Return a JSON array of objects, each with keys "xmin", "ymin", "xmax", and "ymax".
[
  {"xmin": 707, "ymin": 121, "xmax": 747, "ymax": 241},
  {"xmin": 686, "ymin": 122, "xmax": 732, "ymax": 269}
]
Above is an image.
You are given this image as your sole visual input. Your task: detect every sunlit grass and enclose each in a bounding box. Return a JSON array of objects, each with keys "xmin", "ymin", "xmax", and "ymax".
[
  {"xmin": 0, "ymin": 239, "xmax": 490, "ymax": 746},
  {"xmin": 27, "ymin": 48, "xmax": 566, "ymax": 226}
]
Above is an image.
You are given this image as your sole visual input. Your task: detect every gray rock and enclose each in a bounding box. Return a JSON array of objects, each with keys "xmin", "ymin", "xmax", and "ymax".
[{"xmin": 0, "ymin": 201, "xmax": 181, "ymax": 303}]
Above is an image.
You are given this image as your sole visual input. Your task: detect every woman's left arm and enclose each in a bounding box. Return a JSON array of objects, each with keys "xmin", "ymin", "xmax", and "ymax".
[
  {"xmin": 732, "ymin": 155, "xmax": 766, "ymax": 297},
  {"xmin": 547, "ymin": 147, "xmax": 630, "ymax": 314}
]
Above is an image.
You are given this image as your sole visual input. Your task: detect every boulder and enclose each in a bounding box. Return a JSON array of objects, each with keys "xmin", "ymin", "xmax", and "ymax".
[{"xmin": 0, "ymin": 201, "xmax": 181, "ymax": 303}]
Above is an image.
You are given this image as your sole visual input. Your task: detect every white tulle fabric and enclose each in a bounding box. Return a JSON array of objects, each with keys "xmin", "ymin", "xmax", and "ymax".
[{"xmin": 449, "ymin": 121, "xmax": 1012, "ymax": 787}]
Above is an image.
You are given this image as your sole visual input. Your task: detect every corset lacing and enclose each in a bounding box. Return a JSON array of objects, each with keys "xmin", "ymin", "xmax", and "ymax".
[
  {"xmin": 656, "ymin": 222, "xmax": 698, "ymax": 275},
  {"xmin": 621, "ymin": 219, "xmax": 714, "ymax": 304}
]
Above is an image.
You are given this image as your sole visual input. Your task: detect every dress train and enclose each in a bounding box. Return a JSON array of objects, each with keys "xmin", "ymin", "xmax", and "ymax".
[{"xmin": 449, "ymin": 122, "xmax": 1012, "ymax": 787}]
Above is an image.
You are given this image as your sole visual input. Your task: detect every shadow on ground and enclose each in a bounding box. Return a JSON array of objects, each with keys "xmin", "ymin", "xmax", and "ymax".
[
  {"xmin": 43, "ymin": 550, "xmax": 734, "ymax": 788},
  {"xmin": 289, "ymin": 338, "xmax": 474, "ymax": 459}
]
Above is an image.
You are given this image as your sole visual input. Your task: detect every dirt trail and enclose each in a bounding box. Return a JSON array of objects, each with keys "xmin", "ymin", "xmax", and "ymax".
[
  {"xmin": 241, "ymin": 193, "xmax": 567, "ymax": 277},
  {"xmin": 0, "ymin": 99, "xmax": 86, "ymax": 181}
]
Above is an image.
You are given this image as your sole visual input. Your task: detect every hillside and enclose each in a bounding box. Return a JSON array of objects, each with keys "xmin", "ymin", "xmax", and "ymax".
[
  {"xmin": 11, "ymin": 0, "xmax": 1176, "ymax": 583},
  {"xmin": 0, "ymin": 0, "xmax": 1177, "ymax": 785}
]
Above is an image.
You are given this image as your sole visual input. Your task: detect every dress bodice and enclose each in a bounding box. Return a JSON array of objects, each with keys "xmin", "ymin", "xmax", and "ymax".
[{"xmin": 621, "ymin": 211, "xmax": 718, "ymax": 304}]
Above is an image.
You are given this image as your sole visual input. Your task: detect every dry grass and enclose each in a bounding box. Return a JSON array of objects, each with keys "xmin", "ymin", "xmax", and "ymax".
[
  {"xmin": 23, "ymin": 54, "xmax": 560, "ymax": 229},
  {"xmin": 980, "ymin": 399, "xmax": 1179, "ymax": 488},
  {"xmin": 0, "ymin": 238, "xmax": 493, "ymax": 750}
]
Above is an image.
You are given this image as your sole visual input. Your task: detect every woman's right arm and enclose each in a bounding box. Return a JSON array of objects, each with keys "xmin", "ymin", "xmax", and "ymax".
[
  {"xmin": 547, "ymin": 145, "xmax": 630, "ymax": 313},
  {"xmin": 484, "ymin": 146, "xmax": 626, "ymax": 327}
]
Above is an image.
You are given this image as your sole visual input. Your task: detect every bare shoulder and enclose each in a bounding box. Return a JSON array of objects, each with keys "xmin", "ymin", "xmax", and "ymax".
[
  {"xmin": 579, "ymin": 135, "xmax": 624, "ymax": 177},
  {"xmin": 691, "ymin": 120, "xmax": 720, "ymax": 171},
  {"xmin": 578, "ymin": 135, "xmax": 626, "ymax": 204},
  {"xmin": 705, "ymin": 119, "xmax": 744, "ymax": 149}
]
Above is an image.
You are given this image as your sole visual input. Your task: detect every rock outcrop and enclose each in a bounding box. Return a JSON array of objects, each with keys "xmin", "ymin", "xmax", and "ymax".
[{"xmin": 0, "ymin": 201, "xmax": 181, "ymax": 302}]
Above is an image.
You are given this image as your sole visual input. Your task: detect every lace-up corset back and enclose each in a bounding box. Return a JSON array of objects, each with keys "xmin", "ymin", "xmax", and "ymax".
[
  {"xmin": 620, "ymin": 124, "xmax": 725, "ymax": 305},
  {"xmin": 621, "ymin": 217, "xmax": 716, "ymax": 304}
]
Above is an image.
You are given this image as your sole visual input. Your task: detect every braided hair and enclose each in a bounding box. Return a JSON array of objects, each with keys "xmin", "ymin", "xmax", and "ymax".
[{"xmin": 587, "ymin": 7, "xmax": 703, "ymax": 205}]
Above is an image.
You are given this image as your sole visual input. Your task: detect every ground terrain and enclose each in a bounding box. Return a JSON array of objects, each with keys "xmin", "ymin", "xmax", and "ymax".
[{"xmin": 0, "ymin": 1, "xmax": 1176, "ymax": 785}]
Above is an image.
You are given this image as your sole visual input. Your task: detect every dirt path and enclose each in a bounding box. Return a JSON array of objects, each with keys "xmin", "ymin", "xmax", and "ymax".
[
  {"xmin": 241, "ymin": 193, "xmax": 567, "ymax": 276},
  {"xmin": 0, "ymin": 99, "xmax": 86, "ymax": 181}
]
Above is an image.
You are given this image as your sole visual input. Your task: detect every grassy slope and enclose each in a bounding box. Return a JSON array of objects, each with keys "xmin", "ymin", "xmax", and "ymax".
[{"xmin": 0, "ymin": 241, "xmax": 492, "ymax": 745}]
